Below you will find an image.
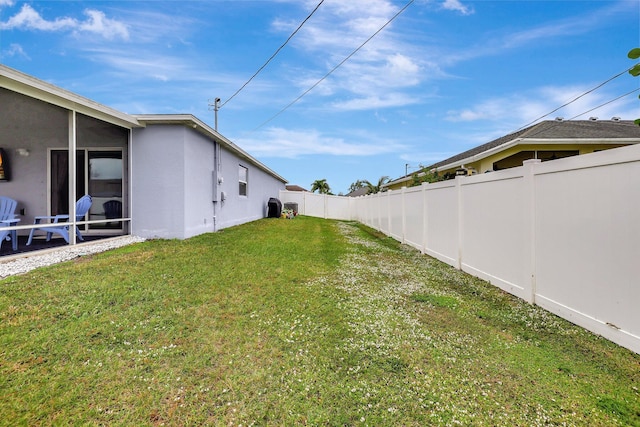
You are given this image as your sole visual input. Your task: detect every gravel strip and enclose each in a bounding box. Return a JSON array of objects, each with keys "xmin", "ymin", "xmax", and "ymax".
[{"xmin": 0, "ymin": 235, "xmax": 146, "ymax": 279}]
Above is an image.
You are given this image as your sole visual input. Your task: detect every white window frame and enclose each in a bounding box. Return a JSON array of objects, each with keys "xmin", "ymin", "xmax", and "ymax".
[{"xmin": 239, "ymin": 164, "xmax": 248, "ymax": 197}]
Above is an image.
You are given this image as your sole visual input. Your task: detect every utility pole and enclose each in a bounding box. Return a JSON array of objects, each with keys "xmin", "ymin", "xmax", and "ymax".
[
  {"xmin": 208, "ymin": 98, "xmax": 221, "ymax": 131},
  {"xmin": 406, "ymin": 163, "xmax": 421, "ymax": 177}
]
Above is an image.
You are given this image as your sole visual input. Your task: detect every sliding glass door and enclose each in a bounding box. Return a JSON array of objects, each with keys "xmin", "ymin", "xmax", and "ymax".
[
  {"xmin": 50, "ymin": 150, "xmax": 85, "ymax": 217},
  {"xmin": 50, "ymin": 149, "xmax": 123, "ymax": 231}
]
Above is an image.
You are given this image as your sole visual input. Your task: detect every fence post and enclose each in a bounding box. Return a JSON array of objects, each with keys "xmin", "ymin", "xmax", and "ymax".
[
  {"xmin": 401, "ymin": 187, "xmax": 407, "ymax": 244},
  {"xmin": 324, "ymin": 194, "xmax": 328, "ymax": 219},
  {"xmin": 302, "ymin": 191, "xmax": 307, "ymax": 216},
  {"xmin": 456, "ymin": 176, "xmax": 464, "ymax": 270},
  {"xmin": 349, "ymin": 196, "xmax": 355, "ymax": 221},
  {"xmin": 421, "ymin": 181, "xmax": 429, "ymax": 254},
  {"xmin": 523, "ymin": 159, "xmax": 541, "ymax": 304},
  {"xmin": 386, "ymin": 190, "xmax": 392, "ymax": 236},
  {"xmin": 376, "ymin": 192, "xmax": 382, "ymax": 231}
]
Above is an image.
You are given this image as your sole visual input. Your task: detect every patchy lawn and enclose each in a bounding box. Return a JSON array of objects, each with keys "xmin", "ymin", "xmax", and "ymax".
[{"xmin": 0, "ymin": 216, "xmax": 638, "ymax": 426}]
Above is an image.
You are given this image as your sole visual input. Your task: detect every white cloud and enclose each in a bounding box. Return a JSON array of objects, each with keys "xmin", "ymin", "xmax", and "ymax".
[
  {"xmin": 533, "ymin": 85, "xmax": 638, "ymax": 121},
  {"xmin": 272, "ymin": 0, "xmax": 426, "ymax": 110},
  {"xmin": 79, "ymin": 48, "xmax": 191, "ymax": 82},
  {"xmin": 236, "ymin": 127, "xmax": 407, "ymax": 158},
  {"xmin": 74, "ymin": 49, "xmax": 243, "ymax": 98},
  {"xmin": 441, "ymin": 0, "xmax": 474, "ymax": 16},
  {"xmin": 444, "ymin": 84, "xmax": 639, "ymax": 125},
  {"xmin": 435, "ymin": 2, "xmax": 632, "ymax": 71},
  {"xmin": 2, "ymin": 43, "xmax": 30, "ymax": 60},
  {"xmin": 311, "ymin": 53, "xmax": 425, "ymax": 102},
  {"xmin": 77, "ymin": 10, "xmax": 129, "ymax": 40},
  {"xmin": 0, "ymin": 4, "xmax": 76, "ymax": 31},
  {"xmin": 331, "ymin": 93, "xmax": 421, "ymax": 111},
  {"xmin": 324, "ymin": 0, "xmax": 397, "ymax": 19},
  {"xmin": 0, "ymin": 4, "xmax": 128, "ymax": 40},
  {"xmin": 387, "ymin": 53, "xmax": 420, "ymax": 76},
  {"xmin": 0, "ymin": 0, "xmax": 14, "ymax": 7},
  {"xmin": 110, "ymin": 9, "xmax": 197, "ymax": 45}
]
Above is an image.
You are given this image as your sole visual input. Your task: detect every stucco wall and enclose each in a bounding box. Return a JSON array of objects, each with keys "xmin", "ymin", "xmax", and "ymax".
[
  {"xmin": 131, "ymin": 125, "xmax": 192, "ymax": 239},
  {"xmin": 0, "ymin": 88, "xmax": 68, "ymax": 226},
  {"xmin": 183, "ymin": 129, "xmax": 217, "ymax": 237},
  {"xmin": 131, "ymin": 124, "xmax": 285, "ymax": 239},
  {"xmin": 213, "ymin": 147, "xmax": 285, "ymax": 230}
]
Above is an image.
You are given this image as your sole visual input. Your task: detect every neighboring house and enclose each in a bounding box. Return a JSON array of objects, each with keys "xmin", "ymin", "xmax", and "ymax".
[
  {"xmin": 0, "ymin": 64, "xmax": 286, "ymax": 244},
  {"xmin": 386, "ymin": 119, "xmax": 640, "ymax": 190},
  {"xmin": 345, "ymin": 187, "xmax": 370, "ymax": 197},
  {"xmin": 285, "ymin": 184, "xmax": 308, "ymax": 192}
]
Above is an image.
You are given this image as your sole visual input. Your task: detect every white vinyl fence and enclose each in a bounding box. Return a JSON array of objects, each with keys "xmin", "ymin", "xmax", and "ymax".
[{"xmin": 280, "ymin": 143, "xmax": 640, "ymax": 354}]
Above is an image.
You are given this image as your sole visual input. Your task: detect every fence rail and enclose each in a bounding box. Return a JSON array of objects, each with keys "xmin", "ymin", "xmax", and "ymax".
[{"xmin": 280, "ymin": 143, "xmax": 640, "ymax": 354}]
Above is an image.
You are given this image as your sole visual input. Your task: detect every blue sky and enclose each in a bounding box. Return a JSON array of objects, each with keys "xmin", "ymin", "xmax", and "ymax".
[{"xmin": 1, "ymin": 0, "xmax": 639, "ymax": 194}]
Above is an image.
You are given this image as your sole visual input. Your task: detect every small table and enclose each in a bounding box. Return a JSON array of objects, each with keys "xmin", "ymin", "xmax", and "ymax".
[{"xmin": 1, "ymin": 218, "xmax": 20, "ymax": 251}]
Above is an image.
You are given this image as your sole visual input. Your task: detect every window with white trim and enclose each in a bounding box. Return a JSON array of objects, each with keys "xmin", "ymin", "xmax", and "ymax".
[{"xmin": 239, "ymin": 165, "xmax": 248, "ymax": 196}]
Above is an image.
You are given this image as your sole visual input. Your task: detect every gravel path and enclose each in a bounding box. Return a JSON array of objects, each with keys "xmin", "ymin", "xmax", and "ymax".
[{"xmin": 0, "ymin": 235, "xmax": 146, "ymax": 279}]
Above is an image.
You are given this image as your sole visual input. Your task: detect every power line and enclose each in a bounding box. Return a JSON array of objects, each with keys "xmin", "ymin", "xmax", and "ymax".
[
  {"xmin": 253, "ymin": 0, "xmax": 415, "ymax": 131},
  {"xmin": 515, "ymin": 66, "xmax": 635, "ymax": 131},
  {"xmin": 511, "ymin": 87, "xmax": 640, "ymax": 141},
  {"xmin": 565, "ymin": 87, "xmax": 640, "ymax": 120},
  {"xmin": 220, "ymin": 0, "xmax": 325, "ymax": 109}
]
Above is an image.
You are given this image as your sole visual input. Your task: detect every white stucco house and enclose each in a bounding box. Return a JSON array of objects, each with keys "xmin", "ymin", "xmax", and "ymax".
[{"xmin": 0, "ymin": 64, "xmax": 287, "ymax": 249}]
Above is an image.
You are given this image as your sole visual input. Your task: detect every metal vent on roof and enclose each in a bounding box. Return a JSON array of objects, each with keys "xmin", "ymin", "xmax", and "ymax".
[
  {"xmin": 611, "ymin": 117, "xmax": 621, "ymax": 121},
  {"xmin": 555, "ymin": 117, "xmax": 564, "ymax": 121},
  {"xmin": 589, "ymin": 117, "xmax": 598, "ymax": 121}
]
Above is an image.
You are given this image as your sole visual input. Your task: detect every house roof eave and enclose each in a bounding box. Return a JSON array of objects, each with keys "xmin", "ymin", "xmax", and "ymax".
[
  {"xmin": 134, "ymin": 114, "xmax": 288, "ymax": 184},
  {"xmin": 519, "ymin": 137, "xmax": 640, "ymax": 144},
  {"xmin": 0, "ymin": 64, "xmax": 141, "ymax": 129},
  {"xmin": 384, "ymin": 175, "xmax": 413, "ymax": 187},
  {"xmin": 431, "ymin": 138, "xmax": 524, "ymax": 173}
]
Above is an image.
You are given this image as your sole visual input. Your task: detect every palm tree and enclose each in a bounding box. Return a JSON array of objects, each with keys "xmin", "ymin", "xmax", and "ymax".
[
  {"xmin": 363, "ymin": 176, "xmax": 390, "ymax": 194},
  {"xmin": 348, "ymin": 179, "xmax": 367, "ymax": 193},
  {"xmin": 310, "ymin": 179, "xmax": 332, "ymax": 194}
]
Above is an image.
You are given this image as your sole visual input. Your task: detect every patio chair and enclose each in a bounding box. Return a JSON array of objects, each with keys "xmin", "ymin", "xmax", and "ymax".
[
  {"xmin": 103, "ymin": 200, "xmax": 122, "ymax": 225},
  {"xmin": 26, "ymin": 195, "xmax": 93, "ymax": 245},
  {"xmin": 0, "ymin": 196, "xmax": 19, "ymax": 251}
]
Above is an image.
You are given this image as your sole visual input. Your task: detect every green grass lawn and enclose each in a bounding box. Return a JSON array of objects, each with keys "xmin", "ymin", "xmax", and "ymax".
[{"xmin": 1, "ymin": 216, "xmax": 638, "ymax": 426}]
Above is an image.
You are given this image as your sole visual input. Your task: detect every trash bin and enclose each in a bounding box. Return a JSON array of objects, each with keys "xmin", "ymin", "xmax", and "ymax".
[{"xmin": 267, "ymin": 197, "xmax": 282, "ymax": 218}]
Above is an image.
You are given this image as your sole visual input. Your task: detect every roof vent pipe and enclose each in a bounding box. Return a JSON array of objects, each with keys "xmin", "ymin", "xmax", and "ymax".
[
  {"xmin": 555, "ymin": 117, "xmax": 564, "ymax": 121},
  {"xmin": 611, "ymin": 117, "xmax": 621, "ymax": 121},
  {"xmin": 589, "ymin": 117, "xmax": 598, "ymax": 121}
]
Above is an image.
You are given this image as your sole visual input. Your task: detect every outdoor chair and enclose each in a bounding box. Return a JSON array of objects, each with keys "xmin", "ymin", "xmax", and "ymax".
[
  {"xmin": 26, "ymin": 195, "xmax": 92, "ymax": 245},
  {"xmin": 103, "ymin": 200, "xmax": 122, "ymax": 225},
  {"xmin": 0, "ymin": 196, "xmax": 19, "ymax": 251}
]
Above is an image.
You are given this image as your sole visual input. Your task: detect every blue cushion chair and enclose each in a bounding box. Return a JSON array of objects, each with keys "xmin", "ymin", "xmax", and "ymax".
[{"xmin": 27, "ymin": 195, "xmax": 92, "ymax": 245}]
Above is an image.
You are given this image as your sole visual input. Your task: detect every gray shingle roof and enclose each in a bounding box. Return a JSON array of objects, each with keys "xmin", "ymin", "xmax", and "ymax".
[
  {"xmin": 285, "ymin": 184, "xmax": 308, "ymax": 192},
  {"xmin": 345, "ymin": 187, "xmax": 371, "ymax": 197}
]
